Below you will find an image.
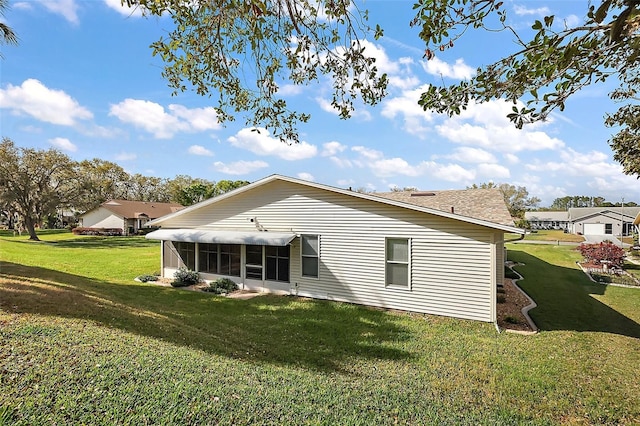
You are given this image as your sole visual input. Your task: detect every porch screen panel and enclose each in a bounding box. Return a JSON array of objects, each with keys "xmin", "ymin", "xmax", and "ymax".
[
  {"xmin": 246, "ymin": 245, "xmax": 263, "ymax": 279},
  {"xmin": 163, "ymin": 241, "xmax": 181, "ymax": 268},
  {"xmin": 220, "ymin": 244, "xmax": 241, "ymax": 277},
  {"xmin": 176, "ymin": 242, "xmax": 196, "ymax": 270},
  {"xmin": 198, "ymin": 243, "xmax": 218, "ymax": 273}
]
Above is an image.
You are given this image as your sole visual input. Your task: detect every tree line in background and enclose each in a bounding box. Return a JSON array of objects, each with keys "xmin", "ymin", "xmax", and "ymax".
[{"xmin": 0, "ymin": 138, "xmax": 248, "ymax": 240}]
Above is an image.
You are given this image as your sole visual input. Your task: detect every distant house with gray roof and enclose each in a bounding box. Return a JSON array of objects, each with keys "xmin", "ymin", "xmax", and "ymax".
[
  {"xmin": 524, "ymin": 211, "xmax": 570, "ymax": 231},
  {"xmin": 526, "ymin": 207, "xmax": 640, "ymax": 236}
]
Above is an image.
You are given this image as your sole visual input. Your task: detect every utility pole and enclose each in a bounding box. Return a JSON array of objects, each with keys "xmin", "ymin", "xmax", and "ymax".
[{"xmin": 621, "ymin": 197, "xmax": 625, "ymax": 247}]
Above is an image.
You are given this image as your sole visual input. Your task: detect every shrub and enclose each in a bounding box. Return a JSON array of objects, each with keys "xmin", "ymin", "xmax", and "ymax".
[
  {"xmin": 71, "ymin": 227, "xmax": 122, "ymax": 236},
  {"xmin": 504, "ymin": 266, "xmax": 520, "ymax": 280},
  {"xmin": 504, "ymin": 316, "xmax": 520, "ymax": 324},
  {"xmin": 171, "ymin": 268, "xmax": 201, "ymax": 287},
  {"xmin": 136, "ymin": 274, "xmax": 158, "ymax": 283},
  {"xmin": 204, "ymin": 277, "xmax": 239, "ymax": 294},
  {"xmin": 578, "ymin": 242, "xmax": 625, "ymax": 268},
  {"xmin": 497, "ymin": 295, "xmax": 506, "ymax": 303}
]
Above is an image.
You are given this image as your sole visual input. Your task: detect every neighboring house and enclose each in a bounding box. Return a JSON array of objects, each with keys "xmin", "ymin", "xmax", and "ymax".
[
  {"xmin": 80, "ymin": 200, "xmax": 184, "ymax": 236},
  {"xmin": 524, "ymin": 211, "xmax": 570, "ymax": 231},
  {"xmin": 526, "ymin": 207, "xmax": 640, "ymax": 236},
  {"xmin": 145, "ymin": 175, "xmax": 523, "ymax": 323},
  {"xmin": 568, "ymin": 207, "xmax": 640, "ymax": 236}
]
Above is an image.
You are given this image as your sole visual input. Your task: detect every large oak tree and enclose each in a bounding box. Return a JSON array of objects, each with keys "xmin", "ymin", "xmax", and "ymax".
[
  {"xmin": 128, "ymin": 0, "xmax": 639, "ymax": 175},
  {"xmin": 0, "ymin": 138, "xmax": 79, "ymax": 240}
]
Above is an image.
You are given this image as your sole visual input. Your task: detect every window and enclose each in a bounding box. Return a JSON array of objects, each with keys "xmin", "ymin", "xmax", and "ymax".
[
  {"xmin": 198, "ymin": 243, "xmax": 218, "ymax": 273},
  {"xmin": 301, "ymin": 235, "xmax": 319, "ymax": 278},
  {"xmin": 266, "ymin": 245, "xmax": 290, "ymax": 282},
  {"xmin": 386, "ymin": 238, "xmax": 409, "ymax": 288},
  {"xmin": 605, "ymin": 223, "xmax": 613, "ymax": 234},
  {"xmin": 220, "ymin": 244, "xmax": 241, "ymax": 277}
]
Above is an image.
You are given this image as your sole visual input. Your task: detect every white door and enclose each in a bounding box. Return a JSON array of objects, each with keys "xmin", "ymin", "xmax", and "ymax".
[{"xmin": 583, "ymin": 223, "xmax": 605, "ymax": 235}]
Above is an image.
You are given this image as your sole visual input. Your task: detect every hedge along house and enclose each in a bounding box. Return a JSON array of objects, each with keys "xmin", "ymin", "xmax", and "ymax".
[{"xmin": 145, "ymin": 175, "xmax": 524, "ymax": 323}]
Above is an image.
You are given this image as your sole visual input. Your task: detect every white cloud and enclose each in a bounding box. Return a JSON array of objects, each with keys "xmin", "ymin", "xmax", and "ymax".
[
  {"xmin": 322, "ymin": 141, "xmax": 347, "ymax": 156},
  {"xmin": 359, "ymin": 40, "xmax": 400, "ymax": 75},
  {"xmin": 563, "ymin": 14, "xmax": 580, "ymax": 28},
  {"xmin": 503, "ymin": 153, "xmax": 520, "ymax": 164},
  {"xmin": 445, "ymin": 147, "xmax": 497, "ymax": 164},
  {"xmin": 476, "ymin": 163, "xmax": 510, "ymax": 179},
  {"xmin": 352, "ymin": 146, "xmax": 383, "ymax": 161},
  {"xmin": 421, "ymin": 57, "xmax": 475, "ymax": 80},
  {"xmin": 349, "ymin": 146, "xmax": 476, "ymax": 182},
  {"xmin": 109, "ymin": 99, "xmax": 220, "ymax": 139},
  {"xmin": 435, "ymin": 100, "xmax": 565, "ymax": 152},
  {"xmin": 13, "ymin": 2, "xmax": 33, "ymax": 10},
  {"xmin": 213, "ymin": 160, "xmax": 268, "ymax": 175},
  {"xmin": 227, "ymin": 127, "xmax": 317, "ymax": 160},
  {"xmin": 168, "ymin": 104, "xmax": 220, "ymax": 132},
  {"xmin": 277, "ymin": 84, "xmax": 304, "ymax": 96},
  {"xmin": 316, "ymin": 97, "xmax": 339, "ymax": 116},
  {"xmin": 337, "ymin": 178, "xmax": 355, "ymax": 186},
  {"xmin": 0, "ymin": 79, "xmax": 93, "ymax": 126},
  {"xmin": 381, "ymin": 84, "xmax": 434, "ymax": 138},
  {"xmin": 330, "ymin": 156, "xmax": 354, "ymax": 168},
  {"xmin": 421, "ymin": 162, "xmax": 476, "ymax": 182},
  {"xmin": 115, "ymin": 152, "xmax": 137, "ymax": 161},
  {"xmin": 36, "ymin": 0, "xmax": 80, "ymax": 24},
  {"xmin": 526, "ymin": 148, "xmax": 619, "ymax": 177},
  {"xmin": 103, "ymin": 0, "xmax": 145, "ymax": 17},
  {"xmin": 297, "ymin": 172, "xmax": 315, "ymax": 181},
  {"xmin": 315, "ymin": 97, "xmax": 372, "ymax": 120},
  {"xmin": 48, "ymin": 137, "xmax": 77, "ymax": 152},
  {"xmin": 371, "ymin": 157, "xmax": 425, "ymax": 177},
  {"xmin": 188, "ymin": 145, "xmax": 214, "ymax": 156},
  {"xmin": 513, "ymin": 5, "xmax": 550, "ymax": 16}
]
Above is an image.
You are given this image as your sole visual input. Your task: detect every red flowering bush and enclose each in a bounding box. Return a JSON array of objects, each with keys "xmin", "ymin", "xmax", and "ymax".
[{"xmin": 578, "ymin": 242, "xmax": 625, "ymax": 268}]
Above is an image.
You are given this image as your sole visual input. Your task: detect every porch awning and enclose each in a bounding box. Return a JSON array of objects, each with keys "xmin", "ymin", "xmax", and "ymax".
[{"xmin": 145, "ymin": 229, "xmax": 297, "ymax": 246}]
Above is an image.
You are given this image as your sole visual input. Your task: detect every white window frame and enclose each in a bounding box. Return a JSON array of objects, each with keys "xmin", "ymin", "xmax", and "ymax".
[
  {"xmin": 385, "ymin": 237, "xmax": 411, "ymax": 289},
  {"xmin": 301, "ymin": 234, "xmax": 320, "ymax": 279}
]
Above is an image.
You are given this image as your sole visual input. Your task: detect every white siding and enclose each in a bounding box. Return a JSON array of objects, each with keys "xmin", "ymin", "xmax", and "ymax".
[
  {"xmin": 159, "ymin": 180, "xmax": 501, "ymax": 322},
  {"xmin": 81, "ymin": 208, "xmax": 123, "ymax": 229}
]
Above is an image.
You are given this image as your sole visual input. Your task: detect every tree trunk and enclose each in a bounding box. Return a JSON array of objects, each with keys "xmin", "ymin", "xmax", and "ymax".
[{"xmin": 24, "ymin": 216, "xmax": 40, "ymax": 241}]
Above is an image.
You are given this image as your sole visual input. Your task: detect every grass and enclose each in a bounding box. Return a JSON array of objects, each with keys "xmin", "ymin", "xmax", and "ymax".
[
  {"xmin": 524, "ymin": 229, "xmax": 586, "ymax": 243},
  {"xmin": 1, "ymin": 233, "xmax": 640, "ymax": 425}
]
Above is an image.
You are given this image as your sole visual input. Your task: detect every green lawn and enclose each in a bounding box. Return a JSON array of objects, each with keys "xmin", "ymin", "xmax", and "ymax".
[
  {"xmin": 1, "ymin": 233, "xmax": 639, "ymax": 425},
  {"xmin": 508, "ymin": 229, "xmax": 586, "ymax": 243}
]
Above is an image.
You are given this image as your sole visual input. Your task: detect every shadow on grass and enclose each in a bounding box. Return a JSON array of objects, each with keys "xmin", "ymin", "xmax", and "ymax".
[
  {"xmin": 0, "ymin": 261, "xmax": 411, "ymax": 372},
  {"xmin": 508, "ymin": 249, "xmax": 640, "ymax": 338},
  {"xmin": 43, "ymin": 236, "xmax": 158, "ymax": 249}
]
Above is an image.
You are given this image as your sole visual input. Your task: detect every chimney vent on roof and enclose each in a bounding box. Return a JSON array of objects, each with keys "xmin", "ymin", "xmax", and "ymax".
[
  {"xmin": 410, "ymin": 191, "xmax": 436, "ymax": 197},
  {"xmin": 451, "ymin": 206, "xmax": 455, "ymax": 214}
]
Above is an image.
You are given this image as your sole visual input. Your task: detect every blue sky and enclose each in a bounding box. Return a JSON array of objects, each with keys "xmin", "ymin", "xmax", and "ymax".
[{"xmin": 1, "ymin": 0, "xmax": 638, "ymax": 206}]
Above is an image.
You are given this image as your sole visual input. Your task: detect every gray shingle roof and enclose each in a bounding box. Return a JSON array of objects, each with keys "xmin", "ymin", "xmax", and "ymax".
[
  {"xmin": 375, "ymin": 188, "xmax": 514, "ymax": 226},
  {"xmin": 568, "ymin": 206, "xmax": 640, "ymax": 221}
]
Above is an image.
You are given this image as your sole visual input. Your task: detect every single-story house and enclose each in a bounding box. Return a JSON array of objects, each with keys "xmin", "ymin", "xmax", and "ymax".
[
  {"xmin": 524, "ymin": 211, "xmax": 570, "ymax": 231},
  {"xmin": 145, "ymin": 175, "xmax": 523, "ymax": 323},
  {"xmin": 568, "ymin": 207, "xmax": 640, "ymax": 236},
  {"xmin": 525, "ymin": 207, "xmax": 640, "ymax": 236},
  {"xmin": 80, "ymin": 199, "xmax": 184, "ymax": 235}
]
